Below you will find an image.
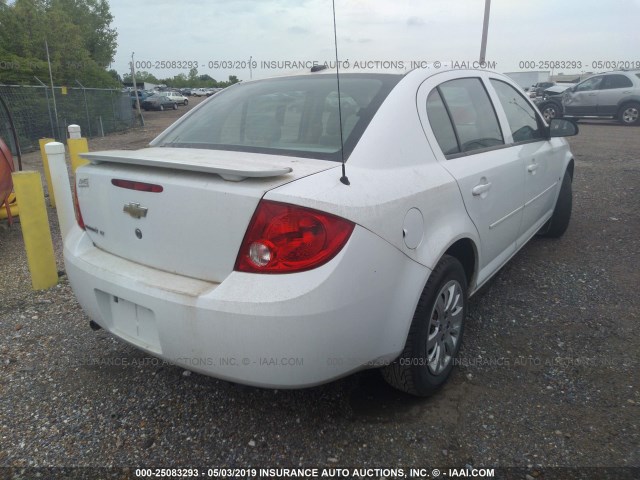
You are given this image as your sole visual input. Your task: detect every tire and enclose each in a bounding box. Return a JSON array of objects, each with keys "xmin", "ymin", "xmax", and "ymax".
[
  {"xmin": 618, "ymin": 102, "xmax": 640, "ymax": 126},
  {"xmin": 382, "ymin": 255, "xmax": 468, "ymax": 396},
  {"xmin": 540, "ymin": 102, "xmax": 561, "ymax": 122},
  {"xmin": 184, "ymin": 99, "xmax": 188, "ymax": 106},
  {"xmin": 172, "ymin": 103, "xmax": 177, "ymax": 110},
  {"xmin": 159, "ymin": 105, "xmax": 164, "ymax": 111},
  {"xmin": 539, "ymin": 171, "xmax": 572, "ymax": 238}
]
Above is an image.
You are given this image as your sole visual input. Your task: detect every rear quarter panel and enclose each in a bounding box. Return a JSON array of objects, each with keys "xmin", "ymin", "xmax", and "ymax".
[{"xmin": 266, "ymin": 70, "xmax": 481, "ymax": 287}]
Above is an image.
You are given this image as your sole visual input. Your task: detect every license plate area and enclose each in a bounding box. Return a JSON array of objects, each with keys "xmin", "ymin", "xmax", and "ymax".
[{"xmin": 95, "ymin": 290, "xmax": 162, "ymax": 354}]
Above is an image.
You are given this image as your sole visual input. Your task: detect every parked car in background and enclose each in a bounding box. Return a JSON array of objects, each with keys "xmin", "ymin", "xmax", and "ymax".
[
  {"xmin": 180, "ymin": 88, "xmax": 192, "ymax": 96},
  {"xmin": 533, "ymin": 84, "xmax": 573, "ymax": 121},
  {"xmin": 530, "ymin": 81, "xmax": 556, "ymax": 98},
  {"xmin": 69, "ymin": 68, "xmax": 577, "ymax": 396},
  {"xmin": 562, "ymin": 70, "xmax": 640, "ymax": 125},
  {"xmin": 163, "ymin": 91, "xmax": 189, "ymax": 106},
  {"xmin": 192, "ymin": 88, "xmax": 208, "ymax": 97},
  {"xmin": 141, "ymin": 95, "xmax": 178, "ymax": 111},
  {"xmin": 130, "ymin": 90, "xmax": 153, "ymax": 108}
]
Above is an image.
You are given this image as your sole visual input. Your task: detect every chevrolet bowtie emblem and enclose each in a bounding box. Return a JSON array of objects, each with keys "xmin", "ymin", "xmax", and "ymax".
[{"xmin": 123, "ymin": 202, "xmax": 148, "ymax": 219}]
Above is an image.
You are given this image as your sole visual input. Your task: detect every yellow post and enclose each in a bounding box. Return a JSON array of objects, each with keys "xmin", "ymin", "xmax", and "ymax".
[
  {"xmin": 39, "ymin": 138, "xmax": 56, "ymax": 208},
  {"xmin": 68, "ymin": 138, "xmax": 90, "ymax": 173},
  {"xmin": 11, "ymin": 171, "xmax": 58, "ymax": 290}
]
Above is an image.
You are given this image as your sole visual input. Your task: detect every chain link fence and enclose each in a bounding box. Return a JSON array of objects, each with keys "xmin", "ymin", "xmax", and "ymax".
[{"xmin": 0, "ymin": 84, "xmax": 134, "ymax": 154}]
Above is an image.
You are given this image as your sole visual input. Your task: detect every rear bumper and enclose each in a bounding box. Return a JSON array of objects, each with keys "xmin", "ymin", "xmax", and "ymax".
[{"xmin": 64, "ymin": 225, "xmax": 428, "ymax": 388}]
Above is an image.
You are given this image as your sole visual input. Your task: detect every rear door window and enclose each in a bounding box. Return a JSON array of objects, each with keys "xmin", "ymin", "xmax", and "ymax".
[
  {"xmin": 601, "ymin": 74, "xmax": 633, "ymax": 89},
  {"xmin": 426, "ymin": 89, "xmax": 460, "ymax": 155},
  {"xmin": 429, "ymin": 78, "xmax": 504, "ymax": 155}
]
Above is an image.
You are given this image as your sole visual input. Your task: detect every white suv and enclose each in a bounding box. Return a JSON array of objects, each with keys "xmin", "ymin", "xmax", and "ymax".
[
  {"xmin": 562, "ymin": 70, "xmax": 640, "ymax": 125},
  {"xmin": 67, "ymin": 68, "xmax": 577, "ymax": 396}
]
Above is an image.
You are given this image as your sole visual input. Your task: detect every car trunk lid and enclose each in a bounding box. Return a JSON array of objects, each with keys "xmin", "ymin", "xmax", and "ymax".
[{"xmin": 76, "ymin": 147, "xmax": 336, "ymax": 283}]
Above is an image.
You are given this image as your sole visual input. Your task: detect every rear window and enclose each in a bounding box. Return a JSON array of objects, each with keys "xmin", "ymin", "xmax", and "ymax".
[{"xmin": 156, "ymin": 74, "xmax": 401, "ymax": 161}]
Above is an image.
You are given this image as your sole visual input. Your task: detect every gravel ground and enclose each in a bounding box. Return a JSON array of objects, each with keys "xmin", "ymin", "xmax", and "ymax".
[{"xmin": 0, "ymin": 108, "xmax": 638, "ymax": 479}]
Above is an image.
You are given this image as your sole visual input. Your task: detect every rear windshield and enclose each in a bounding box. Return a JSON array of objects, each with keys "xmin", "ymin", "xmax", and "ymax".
[{"xmin": 155, "ymin": 74, "xmax": 401, "ymax": 161}]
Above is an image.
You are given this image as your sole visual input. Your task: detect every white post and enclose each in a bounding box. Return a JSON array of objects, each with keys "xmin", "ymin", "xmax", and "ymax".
[
  {"xmin": 68, "ymin": 124, "xmax": 82, "ymax": 139},
  {"xmin": 45, "ymin": 142, "xmax": 75, "ymax": 240}
]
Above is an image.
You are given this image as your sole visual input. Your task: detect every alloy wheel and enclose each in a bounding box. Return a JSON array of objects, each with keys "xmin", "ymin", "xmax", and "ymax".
[{"xmin": 426, "ymin": 280, "xmax": 464, "ymax": 375}]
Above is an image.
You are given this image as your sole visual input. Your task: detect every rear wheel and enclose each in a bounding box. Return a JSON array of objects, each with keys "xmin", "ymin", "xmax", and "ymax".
[
  {"xmin": 172, "ymin": 103, "xmax": 178, "ymax": 110},
  {"xmin": 618, "ymin": 102, "xmax": 640, "ymax": 126},
  {"xmin": 382, "ymin": 255, "xmax": 467, "ymax": 396},
  {"xmin": 184, "ymin": 99, "xmax": 189, "ymax": 106},
  {"xmin": 159, "ymin": 105, "xmax": 164, "ymax": 111}
]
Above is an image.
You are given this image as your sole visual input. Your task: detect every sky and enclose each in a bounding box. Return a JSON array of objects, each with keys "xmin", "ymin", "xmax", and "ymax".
[{"xmin": 108, "ymin": 0, "xmax": 640, "ymax": 82}]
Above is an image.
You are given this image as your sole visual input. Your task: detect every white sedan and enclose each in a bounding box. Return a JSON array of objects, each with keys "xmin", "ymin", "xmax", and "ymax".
[{"xmin": 67, "ymin": 68, "xmax": 577, "ymax": 396}]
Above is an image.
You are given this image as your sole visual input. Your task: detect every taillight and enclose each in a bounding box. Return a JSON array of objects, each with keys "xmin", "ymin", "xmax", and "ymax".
[
  {"xmin": 235, "ymin": 200, "xmax": 355, "ymax": 274},
  {"xmin": 72, "ymin": 185, "xmax": 85, "ymax": 230}
]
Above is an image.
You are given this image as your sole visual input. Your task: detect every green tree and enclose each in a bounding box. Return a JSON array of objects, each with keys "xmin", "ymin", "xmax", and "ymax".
[
  {"xmin": 49, "ymin": 0, "xmax": 117, "ymax": 68},
  {"xmin": 122, "ymin": 70, "xmax": 160, "ymax": 85},
  {"xmin": 188, "ymin": 67, "xmax": 198, "ymax": 82},
  {"xmin": 0, "ymin": 0, "xmax": 118, "ymax": 87}
]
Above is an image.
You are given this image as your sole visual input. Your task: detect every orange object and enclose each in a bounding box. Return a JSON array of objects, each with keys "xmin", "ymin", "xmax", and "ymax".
[{"xmin": 0, "ymin": 137, "xmax": 15, "ymax": 225}]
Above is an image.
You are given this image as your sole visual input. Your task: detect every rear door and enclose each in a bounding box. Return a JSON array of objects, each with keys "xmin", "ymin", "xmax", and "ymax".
[
  {"xmin": 418, "ymin": 74, "xmax": 525, "ymax": 284},
  {"xmin": 597, "ymin": 74, "xmax": 635, "ymax": 116}
]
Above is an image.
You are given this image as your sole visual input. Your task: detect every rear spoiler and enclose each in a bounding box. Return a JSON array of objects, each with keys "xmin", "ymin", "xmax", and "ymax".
[{"xmin": 80, "ymin": 148, "xmax": 293, "ymax": 182}]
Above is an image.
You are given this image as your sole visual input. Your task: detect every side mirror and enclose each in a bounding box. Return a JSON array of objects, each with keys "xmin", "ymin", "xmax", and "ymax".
[{"xmin": 549, "ymin": 118, "xmax": 579, "ymax": 138}]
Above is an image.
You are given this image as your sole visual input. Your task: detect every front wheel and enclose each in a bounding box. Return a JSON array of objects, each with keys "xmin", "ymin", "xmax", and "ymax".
[
  {"xmin": 159, "ymin": 105, "xmax": 164, "ymax": 111},
  {"xmin": 382, "ymin": 255, "xmax": 468, "ymax": 396},
  {"xmin": 184, "ymin": 99, "xmax": 189, "ymax": 106},
  {"xmin": 539, "ymin": 171, "xmax": 572, "ymax": 238},
  {"xmin": 172, "ymin": 103, "xmax": 178, "ymax": 110},
  {"xmin": 540, "ymin": 103, "xmax": 560, "ymax": 122}
]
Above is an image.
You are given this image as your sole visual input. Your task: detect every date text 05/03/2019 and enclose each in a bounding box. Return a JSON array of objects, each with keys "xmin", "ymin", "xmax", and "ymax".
[{"xmin": 519, "ymin": 60, "xmax": 640, "ymax": 70}]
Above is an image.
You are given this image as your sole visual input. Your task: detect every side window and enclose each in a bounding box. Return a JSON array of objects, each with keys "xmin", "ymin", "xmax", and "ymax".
[
  {"xmin": 490, "ymin": 79, "xmax": 543, "ymax": 143},
  {"xmin": 436, "ymin": 78, "xmax": 504, "ymax": 154},
  {"xmin": 602, "ymin": 74, "xmax": 633, "ymax": 90},
  {"xmin": 426, "ymin": 89, "xmax": 460, "ymax": 155},
  {"xmin": 575, "ymin": 76, "xmax": 603, "ymax": 92}
]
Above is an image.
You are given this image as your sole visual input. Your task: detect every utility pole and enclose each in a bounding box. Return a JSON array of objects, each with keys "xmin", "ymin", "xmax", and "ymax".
[
  {"xmin": 479, "ymin": 0, "xmax": 491, "ymax": 64},
  {"xmin": 45, "ymin": 38, "xmax": 60, "ymax": 139},
  {"xmin": 130, "ymin": 52, "xmax": 144, "ymax": 126}
]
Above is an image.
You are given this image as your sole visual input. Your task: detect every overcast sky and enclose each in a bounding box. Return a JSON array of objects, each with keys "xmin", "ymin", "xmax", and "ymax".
[{"xmin": 109, "ymin": 0, "xmax": 640, "ymax": 82}]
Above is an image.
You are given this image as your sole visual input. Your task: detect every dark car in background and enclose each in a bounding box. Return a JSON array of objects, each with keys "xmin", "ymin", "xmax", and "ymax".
[
  {"xmin": 141, "ymin": 95, "xmax": 178, "ymax": 111},
  {"xmin": 130, "ymin": 90, "xmax": 153, "ymax": 108},
  {"xmin": 533, "ymin": 84, "xmax": 573, "ymax": 121},
  {"xmin": 530, "ymin": 81, "xmax": 556, "ymax": 98}
]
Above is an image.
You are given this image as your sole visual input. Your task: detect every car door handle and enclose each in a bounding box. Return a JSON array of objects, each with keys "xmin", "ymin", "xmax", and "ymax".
[
  {"xmin": 472, "ymin": 182, "xmax": 492, "ymax": 196},
  {"xmin": 527, "ymin": 163, "xmax": 538, "ymax": 173}
]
